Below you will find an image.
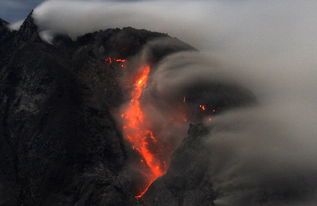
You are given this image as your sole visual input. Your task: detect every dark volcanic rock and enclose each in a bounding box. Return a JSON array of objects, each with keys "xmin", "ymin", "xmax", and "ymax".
[
  {"xmin": 0, "ymin": 18, "xmax": 10, "ymax": 43},
  {"xmin": 0, "ymin": 18, "xmax": 8, "ymax": 32},
  {"xmin": 18, "ymin": 12, "xmax": 41, "ymax": 42},
  {"xmin": 0, "ymin": 14, "xmax": 192, "ymax": 206},
  {"xmin": 142, "ymin": 124, "xmax": 217, "ymax": 206}
]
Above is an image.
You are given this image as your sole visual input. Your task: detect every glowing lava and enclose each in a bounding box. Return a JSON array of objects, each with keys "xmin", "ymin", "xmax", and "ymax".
[
  {"xmin": 120, "ymin": 64, "xmax": 166, "ymax": 199},
  {"xmin": 105, "ymin": 57, "xmax": 127, "ymax": 69}
]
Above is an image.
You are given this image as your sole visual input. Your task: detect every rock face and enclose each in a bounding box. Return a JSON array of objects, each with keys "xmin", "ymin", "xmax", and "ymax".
[
  {"xmin": 0, "ymin": 18, "xmax": 11, "ymax": 46},
  {"xmin": 143, "ymin": 123, "xmax": 217, "ymax": 206},
  {"xmin": 0, "ymin": 14, "xmax": 194, "ymax": 206}
]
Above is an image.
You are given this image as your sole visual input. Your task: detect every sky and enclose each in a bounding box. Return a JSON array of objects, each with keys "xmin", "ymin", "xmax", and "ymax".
[{"xmin": 0, "ymin": 0, "xmax": 45, "ymax": 22}]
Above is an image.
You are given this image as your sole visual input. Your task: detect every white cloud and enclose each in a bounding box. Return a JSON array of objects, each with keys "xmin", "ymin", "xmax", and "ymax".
[{"xmin": 8, "ymin": 19, "xmax": 24, "ymax": 30}]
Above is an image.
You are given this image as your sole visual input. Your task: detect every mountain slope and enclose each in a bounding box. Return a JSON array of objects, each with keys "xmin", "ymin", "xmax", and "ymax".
[
  {"xmin": 0, "ymin": 12, "xmax": 258, "ymax": 206},
  {"xmin": 0, "ymin": 14, "xmax": 193, "ymax": 206}
]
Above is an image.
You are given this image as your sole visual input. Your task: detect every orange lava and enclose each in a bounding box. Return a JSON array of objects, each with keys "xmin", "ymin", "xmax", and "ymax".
[{"xmin": 121, "ymin": 64, "xmax": 166, "ymax": 199}]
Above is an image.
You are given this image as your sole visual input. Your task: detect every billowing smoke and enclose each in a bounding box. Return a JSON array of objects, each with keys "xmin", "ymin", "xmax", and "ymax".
[{"xmin": 32, "ymin": 0, "xmax": 317, "ymax": 205}]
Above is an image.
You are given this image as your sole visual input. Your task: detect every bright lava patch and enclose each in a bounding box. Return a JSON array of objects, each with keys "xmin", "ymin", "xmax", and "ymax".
[{"xmin": 120, "ymin": 64, "xmax": 166, "ymax": 198}]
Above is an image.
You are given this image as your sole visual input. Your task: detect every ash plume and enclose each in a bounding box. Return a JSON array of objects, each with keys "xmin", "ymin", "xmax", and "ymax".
[{"xmin": 30, "ymin": 0, "xmax": 317, "ymax": 205}]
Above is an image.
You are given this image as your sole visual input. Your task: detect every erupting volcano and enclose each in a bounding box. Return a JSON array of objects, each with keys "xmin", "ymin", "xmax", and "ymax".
[{"xmin": 120, "ymin": 64, "xmax": 167, "ymax": 198}]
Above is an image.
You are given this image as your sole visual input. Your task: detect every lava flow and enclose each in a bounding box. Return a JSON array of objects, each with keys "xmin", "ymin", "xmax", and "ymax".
[
  {"xmin": 105, "ymin": 57, "xmax": 127, "ymax": 68},
  {"xmin": 120, "ymin": 64, "xmax": 166, "ymax": 199}
]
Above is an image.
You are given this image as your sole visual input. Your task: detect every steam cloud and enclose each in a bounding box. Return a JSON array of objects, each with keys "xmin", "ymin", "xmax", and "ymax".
[{"xmin": 32, "ymin": 0, "xmax": 317, "ymax": 205}]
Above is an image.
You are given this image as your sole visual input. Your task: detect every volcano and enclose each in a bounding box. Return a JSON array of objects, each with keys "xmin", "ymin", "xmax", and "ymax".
[{"xmin": 0, "ymin": 12, "xmax": 257, "ymax": 206}]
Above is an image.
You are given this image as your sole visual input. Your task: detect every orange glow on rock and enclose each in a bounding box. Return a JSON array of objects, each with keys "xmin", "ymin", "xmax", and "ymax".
[
  {"xmin": 105, "ymin": 57, "xmax": 128, "ymax": 69},
  {"xmin": 121, "ymin": 64, "xmax": 166, "ymax": 199}
]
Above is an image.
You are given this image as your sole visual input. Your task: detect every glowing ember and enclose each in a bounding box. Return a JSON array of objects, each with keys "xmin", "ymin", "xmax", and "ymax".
[
  {"xmin": 115, "ymin": 59, "xmax": 127, "ymax": 63},
  {"xmin": 105, "ymin": 57, "xmax": 113, "ymax": 64},
  {"xmin": 121, "ymin": 64, "xmax": 166, "ymax": 199},
  {"xmin": 199, "ymin": 105, "xmax": 206, "ymax": 111},
  {"xmin": 105, "ymin": 57, "xmax": 128, "ymax": 69}
]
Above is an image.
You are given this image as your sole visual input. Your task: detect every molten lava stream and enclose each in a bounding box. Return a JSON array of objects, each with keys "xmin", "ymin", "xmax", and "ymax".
[{"xmin": 121, "ymin": 64, "xmax": 166, "ymax": 199}]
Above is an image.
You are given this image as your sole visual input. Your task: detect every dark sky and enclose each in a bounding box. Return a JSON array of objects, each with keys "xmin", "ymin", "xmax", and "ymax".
[{"xmin": 0, "ymin": 0, "xmax": 45, "ymax": 22}]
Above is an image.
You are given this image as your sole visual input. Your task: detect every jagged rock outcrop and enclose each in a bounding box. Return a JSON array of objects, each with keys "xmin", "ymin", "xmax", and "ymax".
[
  {"xmin": 0, "ymin": 18, "xmax": 10, "ymax": 46},
  {"xmin": 0, "ymin": 18, "xmax": 8, "ymax": 32}
]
